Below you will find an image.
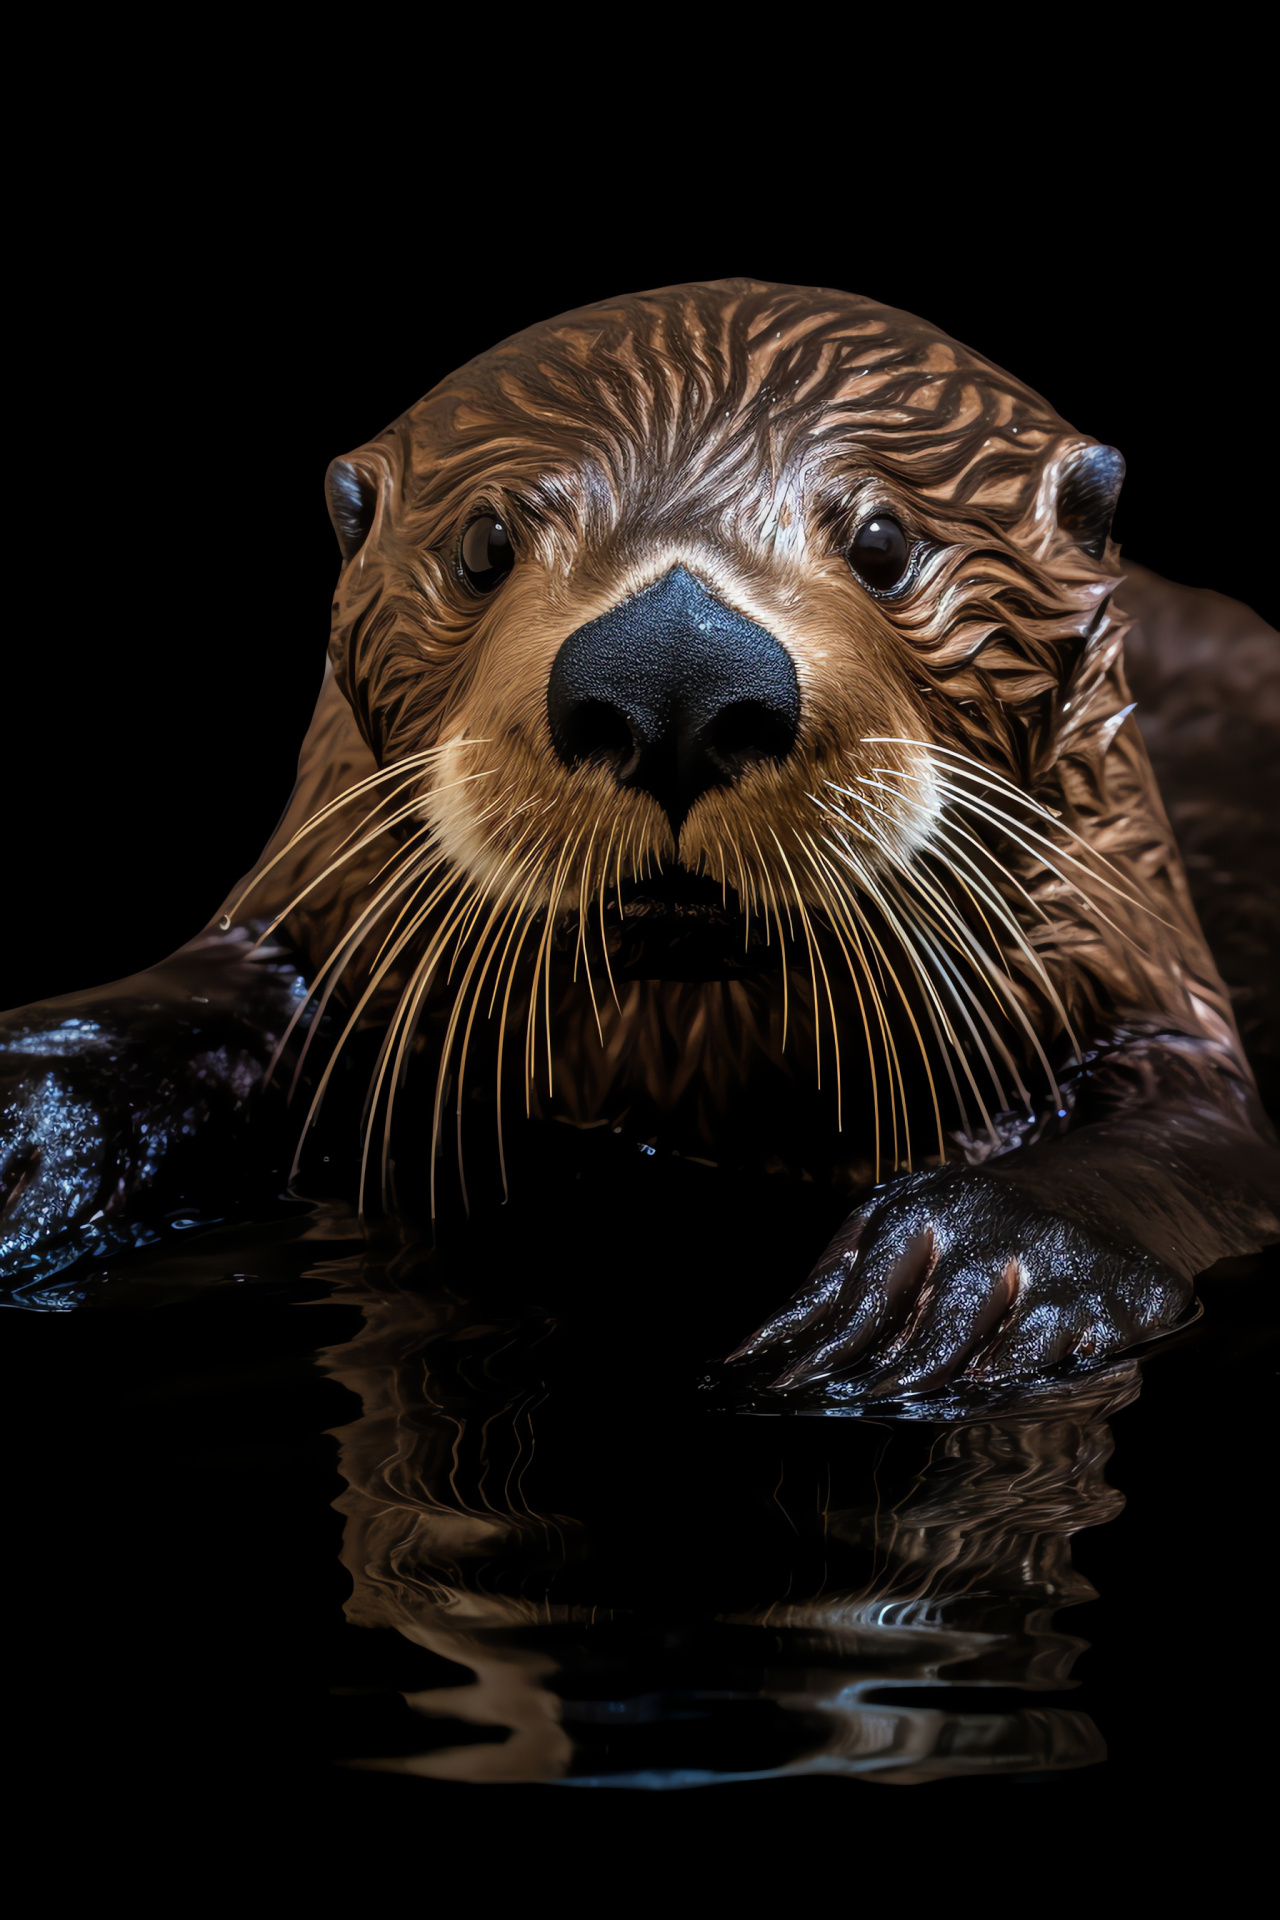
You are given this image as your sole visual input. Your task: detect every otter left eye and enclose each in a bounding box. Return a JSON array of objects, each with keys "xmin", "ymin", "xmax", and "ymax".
[
  {"xmin": 460, "ymin": 515, "xmax": 515, "ymax": 592},
  {"xmin": 849, "ymin": 515, "xmax": 912, "ymax": 594}
]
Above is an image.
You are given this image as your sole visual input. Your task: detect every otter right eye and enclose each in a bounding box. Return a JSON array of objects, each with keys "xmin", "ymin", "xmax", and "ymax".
[
  {"xmin": 848, "ymin": 515, "xmax": 912, "ymax": 595},
  {"xmin": 460, "ymin": 516, "xmax": 515, "ymax": 592}
]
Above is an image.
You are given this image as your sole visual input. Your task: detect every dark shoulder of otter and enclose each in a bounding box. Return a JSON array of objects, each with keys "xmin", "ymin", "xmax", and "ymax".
[{"xmin": 3, "ymin": 279, "xmax": 1278, "ymax": 1392}]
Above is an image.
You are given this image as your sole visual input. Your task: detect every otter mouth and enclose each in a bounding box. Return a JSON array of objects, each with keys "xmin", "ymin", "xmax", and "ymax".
[
  {"xmin": 553, "ymin": 869, "xmax": 770, "ymax": 981},
  {"xmin": 620, "ymin": 866, "xmax": 736, "ymax": 926}
]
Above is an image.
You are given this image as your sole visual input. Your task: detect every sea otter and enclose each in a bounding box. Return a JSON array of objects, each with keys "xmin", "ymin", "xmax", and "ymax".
[{"xmin": 2, "ymin": 279, "xmax": 1277, "ymax": 1398}]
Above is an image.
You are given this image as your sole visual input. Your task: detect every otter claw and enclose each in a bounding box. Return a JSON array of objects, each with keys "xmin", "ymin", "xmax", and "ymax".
[
  {"xmin": 724, "ymin": 1264, "xmax": 849, "ymax": 1362},
  {"xmin": 768, "ymin": 1342, "xmax": 843, "ymax": 1391},
  {"xmin": 738, "ymin": 1167, "xmax": 1192, "ymax": 1398},
  {"xmin": 757, "ymin": 1226, "xmax": 937, "ymax": 1387}
]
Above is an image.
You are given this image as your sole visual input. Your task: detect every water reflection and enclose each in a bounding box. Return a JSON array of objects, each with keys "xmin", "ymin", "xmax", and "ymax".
[{"xmin": 320, "ymin": 1258, "xmax": 1139, "ymax": 1788}]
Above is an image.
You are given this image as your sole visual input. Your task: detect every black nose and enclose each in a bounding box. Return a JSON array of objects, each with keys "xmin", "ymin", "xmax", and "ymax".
[{"xmin": 546, "ymin": 566, "xmax": 800, "ymax": 837}]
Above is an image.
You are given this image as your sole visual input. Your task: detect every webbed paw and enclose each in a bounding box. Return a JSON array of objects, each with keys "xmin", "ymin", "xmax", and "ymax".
[{"xmin": 729, "ymin": 1163, "xmax": 1193, "ymax": 1398}]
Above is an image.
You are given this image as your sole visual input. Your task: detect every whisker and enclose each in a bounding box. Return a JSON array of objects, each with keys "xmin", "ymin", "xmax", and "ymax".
[
  {"xmin": 542, "ymin": 827, "xmax": 587, "ymax": 1097},
  {"xmin": 370, "ymin": 879, "xmax": 487, "ymax": 1211},
  {"xmin": 284, "ymin": 865, "xmax": 444, "ymax": 1105},
  {"xmin": 426, "ymin": 808, "xmax": 571, "ymax": 1211},
  {"xmin": 744, "ymin": 823, "xmax": 789, "ymax": 1049},
  {"xmin": 291, "ymin": 860, "xmax": 462, "ymax": 1188},
  {"xmin": 363, "ymin": 816, "xmax": 442, "ymax": 900},
  {"xmin": 803, "ymin": 831, "xmax": 918, "ymax": 1171},
  {"xmin": 769, "ymin": 829, "xmax": 824, "ymax": 1089},
  {"xmin": 915, "ymin": 825, "xmax": 1081, "ymax": 1071},
  {"xmin": 324, "ymin": 760, "xmax": 473, "ymax": 864},
  {"xmin": 493, "ymin": 890, "xmax": 542, "ymax": 1201},
  {"xmin": 737, "ymin": 839, "xmax": 753, "ymax": 951},
  {"xmin": 804, "ymin": 831, "xmax": 951, "ymax": 1165},
  {"xmin": 573, "ymin": 823, "xmax": 605, "ymax": 1046},
  {"xmin": 865, "ymin": 736, "xmax": 1155, "ymax": 892},
  {"xmin": 847, "ymin": 787, "xmax": 1038, "ymax": 1021},
  {"xmin": 933, "ymin": 809, "xmax": 1053, "ymax": 926},
  {"xmin": 359, "ymin": 788, "xmax": 523, "ymax": 1002},
  {"xmin": 364, "ymin": 834, "xmax": 454, "ymax": 972},
  {"xmin": 905, "ymin": 864, "xmax": 1065, "ymax": 1106},
  {"xmin": 824, "ymin": 783, "xmax": 1077, "ymax": 1111},
  {"xmin": 879, "ymin": 868, "xmax": 1028, "ymax": 1114},
  {"xmin": 434, "ymin": 881, "xmax": 532, "ymax": 1218},
  {"xmin": 796, "ymin": 835, "xmax": 885, "ymax": 1167},
  {"xmin": 242, "ymin": 763, "xmax": 498, "ymax": 946},
  {"xmin": 485, "ymin": 829, "xmax": 558, "ymax": 1019},
  {"xmin": 816, "ymin": 821, "xmax": 992, "ymax": 1147},
  {"xmin": 854, "ymin": 743, "xmax": 1177, "ymax": 928},
  {"xmin": 788, "ymin": 833, "xmax": 848, "ymax": 1130},
  {"xmin": 270, "ymin": 846, "xmax": 446, "ymax": 1095},
  {"xmin": 298, "ymin": 782, "xmax": 541, "ymax": 1194},
  {"xmin": 873, "ymin": 785, "xmax": 1088, "ymax": 1064},
  {"xmin": 923, "ymin": 777, "xmax": 1161, "ymax": 954},
  {"xmin": 831, "ymin": 863, "xmax": 911, "ymax": 1169},
  {"xmin": 824, "ymin": 824, "xmax": 994, "ymax": 1108},
  {"xmin": 250, "ymin": 805, "xmax": 431, "ymax": 952},
  {"xmin": 522, "ymin": 829, "xmax": 583, "ymax": 1111},
  {"xmin": 597, "ymin": 822, "xmax": 621, "ymax": 1013},
  {"xmin": 225, "ymin": 742, "xmax": 470, "ymax": 921}
]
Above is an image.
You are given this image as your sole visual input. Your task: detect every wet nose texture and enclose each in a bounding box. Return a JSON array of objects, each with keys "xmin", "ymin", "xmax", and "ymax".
[{"xmin": 546, "ymin": 566, "xmax": 801, "ymax": 838}]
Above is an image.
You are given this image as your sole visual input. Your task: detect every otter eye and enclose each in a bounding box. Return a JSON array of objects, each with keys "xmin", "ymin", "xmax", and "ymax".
[
  {"xmin": 460, "ymin": 515, "xmax": 514, "ymax": 592},
  {"xmin": 849, "ymin": 515, "xmax": 912, "ymax": 594}
]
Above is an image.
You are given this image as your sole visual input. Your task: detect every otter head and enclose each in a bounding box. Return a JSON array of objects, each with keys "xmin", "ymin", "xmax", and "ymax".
[{"xmin": 319, "ymin": 280, "xmax": 1125, "ymax": 1167}]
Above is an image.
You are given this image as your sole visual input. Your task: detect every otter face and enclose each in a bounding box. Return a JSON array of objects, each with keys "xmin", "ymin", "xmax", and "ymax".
[
  {"xmin": 319, "ymin": 280, "xmax": 1126, "ymax": 1169},
  {"xmin": 420, "ymin": 516, "xmax": 942, "ymax": 974},
  {"xmin": 331, "ymin": 399, "xmax": 940, "ymax": 949}
]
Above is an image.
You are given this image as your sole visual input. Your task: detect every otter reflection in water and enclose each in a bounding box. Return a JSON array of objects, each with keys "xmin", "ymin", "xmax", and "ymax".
[{"xmin": 321, "ymin": 1258, "xmax": 1139, "ymax": 1788}]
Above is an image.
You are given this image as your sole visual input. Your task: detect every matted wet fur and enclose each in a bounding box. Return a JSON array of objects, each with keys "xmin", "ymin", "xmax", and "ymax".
[{"xmin": 2, "ymin": 280, "xmax": 1277, "ymax": 1397}]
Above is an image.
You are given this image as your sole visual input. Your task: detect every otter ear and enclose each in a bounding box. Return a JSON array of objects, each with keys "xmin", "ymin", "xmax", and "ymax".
[
  {"xmin": 1057, "ymin": 445, "xmax": 1125, "ymax": 561},
  {"xmin": 326, "ymin": 455, "xmax": 382, "ymax": 561}
]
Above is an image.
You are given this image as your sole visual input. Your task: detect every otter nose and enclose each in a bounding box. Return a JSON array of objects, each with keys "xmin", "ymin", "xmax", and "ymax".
[{"xmin": 546, "ymin": 566, "xmax": 800, "ymax": 837}]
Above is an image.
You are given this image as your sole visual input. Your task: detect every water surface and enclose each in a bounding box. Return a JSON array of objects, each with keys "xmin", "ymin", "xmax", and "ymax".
[{"xmin": 5, "ymin": 1139, "xmax": 1275, "ymax": 1824}]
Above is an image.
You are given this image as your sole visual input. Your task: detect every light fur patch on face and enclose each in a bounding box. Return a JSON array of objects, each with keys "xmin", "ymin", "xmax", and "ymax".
[
  {"xmin": 423, "ymin": 734, "xmax": 523, "ymax": 898},
  {"xmin": 824, "ymin": 746, "xmax": 942, "ymax": 866}
]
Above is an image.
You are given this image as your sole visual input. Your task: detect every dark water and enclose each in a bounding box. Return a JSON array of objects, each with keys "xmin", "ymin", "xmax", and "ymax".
[{"xmin": 5, "ymin": 1132, "xmax": 1276, "ymax": 1849}]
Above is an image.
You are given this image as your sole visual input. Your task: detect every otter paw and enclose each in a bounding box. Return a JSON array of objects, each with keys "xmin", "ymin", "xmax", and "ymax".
[
  {"xmin": 728, "ymin": 1165, "xmax": 1193, "ymax": 1397},
  {"xmin": 0, "ymin": 1050, "xmax": 112, "ymax": 1287}
]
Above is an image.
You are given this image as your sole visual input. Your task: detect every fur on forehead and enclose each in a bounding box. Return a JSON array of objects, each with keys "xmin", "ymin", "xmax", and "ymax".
[{"xmin": 393, "ymin": 279, "xmax": 1077, "ymax": 531}]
